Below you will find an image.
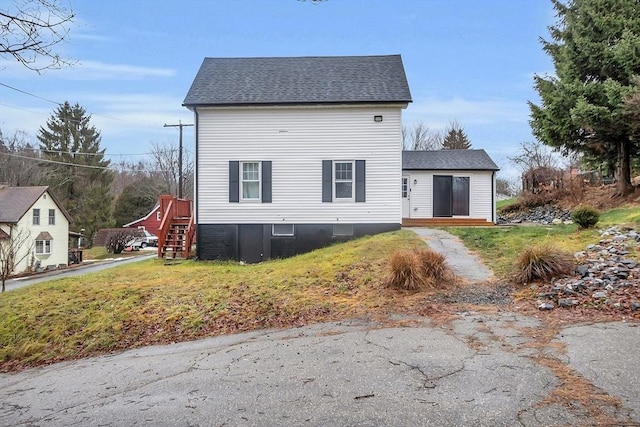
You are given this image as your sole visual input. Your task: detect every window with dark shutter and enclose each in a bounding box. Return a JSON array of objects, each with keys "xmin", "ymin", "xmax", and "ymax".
[{"xmin": 229, "ymin": 161, "xmax": 239, "ymax": 203}]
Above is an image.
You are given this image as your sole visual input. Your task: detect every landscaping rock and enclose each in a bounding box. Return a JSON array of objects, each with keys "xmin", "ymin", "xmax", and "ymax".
[{"xmin": 532, "ymin": 226, "xmax": 640, "ymax": 315}]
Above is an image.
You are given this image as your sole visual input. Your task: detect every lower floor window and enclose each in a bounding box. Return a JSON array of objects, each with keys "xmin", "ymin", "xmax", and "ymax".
[
  {"xmin": 36, "ymin": 239, "xmax": 52, "ymax": 254},
  {"xmin": 332, "ymin": 224, "xmax": 354, "ymax": 236},
  {"xmin": 272, "ymin": 224, "xmax": 295, "ymax": 236}
]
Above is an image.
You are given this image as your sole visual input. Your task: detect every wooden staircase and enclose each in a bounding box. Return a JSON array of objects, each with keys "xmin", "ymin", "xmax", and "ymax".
[{"xmin": 157, "ymin": 195, "xmax": 195, "ymax": 259}]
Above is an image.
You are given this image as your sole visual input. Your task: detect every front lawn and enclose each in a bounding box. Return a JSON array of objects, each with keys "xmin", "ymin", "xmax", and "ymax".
[{"xmin": 0, "ymin": 230, "xmax": 428, "ymax": 371}]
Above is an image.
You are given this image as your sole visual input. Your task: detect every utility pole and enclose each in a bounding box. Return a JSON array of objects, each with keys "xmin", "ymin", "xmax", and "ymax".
[{"xmin": 163, "ymin": 120, "xmax": 194, "ymax": 198}]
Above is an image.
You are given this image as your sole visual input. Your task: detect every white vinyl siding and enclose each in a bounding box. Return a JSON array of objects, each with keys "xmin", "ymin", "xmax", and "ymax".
[
  {"xmin": 404, "ymin": 170, "xmax": 494, "ymax": 222},
  {"xmin": 195, "ymin": 105, "xmax": 403, "ymax": 224}
]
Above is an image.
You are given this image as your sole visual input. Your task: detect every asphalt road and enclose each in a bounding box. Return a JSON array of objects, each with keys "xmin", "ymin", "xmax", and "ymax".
[
  {"xmin": 4, "ymin": 252, "xmax": 156, "ymax": 292},
  {"xmin": 1, "ymin": 230, "xmax": 638, "ymax": 426},
  {"xmin": 1, "ymin": 314, "xmax": 638, "ymax": 426}
]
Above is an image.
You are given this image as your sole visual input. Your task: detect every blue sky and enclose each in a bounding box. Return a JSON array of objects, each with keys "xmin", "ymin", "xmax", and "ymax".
[{"xmin": 0, "ymin": 0, "xmax": 555, "ymax": 178}]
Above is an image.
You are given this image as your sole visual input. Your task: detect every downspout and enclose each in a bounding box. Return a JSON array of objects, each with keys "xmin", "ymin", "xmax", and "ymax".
[
  {"xmin": 193, "ymin": 106, "xmax": 200, "ymax": 259},
  {"xmin": 492, "ymin": 171, "xmax": 496, "ymax": 224}
]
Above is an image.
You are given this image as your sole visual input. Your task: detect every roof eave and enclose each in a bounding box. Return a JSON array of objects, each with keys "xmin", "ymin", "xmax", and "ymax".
[{"xmin": 183, "ymin": 100, "xmax": 412, "ymax": 108}]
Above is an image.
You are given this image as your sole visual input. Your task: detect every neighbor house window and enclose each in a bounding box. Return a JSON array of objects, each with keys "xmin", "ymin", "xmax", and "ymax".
[
  {"xmin": 241, "ymin": 161, "xmax": 261, "ymax": 201},
  {"xmin": 334, "ymin": 161, "xmax": 354, "ymax": 200},
  {"xmin": 48, "ymin": 209, "xmax": 55, "ymax": 225},
  {"xmin": 402, "ymin": 177, "xmax": 408, "ymax": 198},
  {"xmin": 35, "ymin": 239, "xmax": 52, "ymax": 254},
  {"xmin": 272, "ymin": 224, "xmax": 294, "ymax": 236},
  {"xmin": 32, "ymin": 209, "xmax": 40, "ymax": 225}
]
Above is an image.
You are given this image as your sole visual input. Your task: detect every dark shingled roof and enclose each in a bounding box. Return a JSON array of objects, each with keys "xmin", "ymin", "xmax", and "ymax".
[
  {"xmin": 0, "ymin": 186, "xmax": 72, "ymax": 223},
  {"xmin": 183, "ymin": 55, "xmax": 412, "ymax": 106},
  {"xmin": 403, "ymin": 150, "xmax": 500, "ymax": 171}
]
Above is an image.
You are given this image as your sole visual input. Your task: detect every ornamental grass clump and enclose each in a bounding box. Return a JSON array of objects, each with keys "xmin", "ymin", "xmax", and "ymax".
[
  {"xmin": 387, "ymin": 247, "xmax": 455, "ymax": 291},
  {"xmin": 515, "ymin": 244, "xmax": 575, "ymax": 284}
]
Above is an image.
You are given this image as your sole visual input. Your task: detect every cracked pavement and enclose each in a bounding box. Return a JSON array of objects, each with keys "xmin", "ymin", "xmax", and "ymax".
[{"xmin": 1, "ymin": 314, "xmax": 638, "ymax": 426}]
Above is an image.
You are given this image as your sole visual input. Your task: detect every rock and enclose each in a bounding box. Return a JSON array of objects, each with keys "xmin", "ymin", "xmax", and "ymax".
[
  {"xmin": 552, "ymin": 218, "xmax": 563, "ymax": 225},
  {"xmin": 576, "ymin": 265, "xmax": 590, "ymax": 277},
  {"xmin": 592, "ymin": 291, "xmax": 608, "ymax": 299},
  {"xmin": 558, "ymin": 298, "xmax": 578, "ymax": 308},
  {"xmin": 538, "ymin": 302, "xmax": 554, "ymax": 310},
  {"xmin": 632, "ymin": 302, "xmax": 640, "ymax": 311}
]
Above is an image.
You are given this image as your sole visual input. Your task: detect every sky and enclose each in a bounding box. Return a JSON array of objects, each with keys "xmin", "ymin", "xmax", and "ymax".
[{"xmin": 0, "ymin": 0, "xmax": 556, "ymax": 179}]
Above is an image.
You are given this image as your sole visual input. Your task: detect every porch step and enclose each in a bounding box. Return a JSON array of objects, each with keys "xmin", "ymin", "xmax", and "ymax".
[
  {"xmin": 402, "ymin": 218, "xmax": 494, "ymax": 227},
  {"xmin": 161, "ymin": 223, "xmax": 190, "ymax": 259}
]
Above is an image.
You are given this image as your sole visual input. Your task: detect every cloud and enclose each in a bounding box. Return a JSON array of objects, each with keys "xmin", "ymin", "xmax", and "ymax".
[
  {"xmin": 2, "ymin": 59, "xmax": 175, "ymax": 80},
  {"xmin": 405, "ymin": 97, "xmax": 529, "ymax": 127}
]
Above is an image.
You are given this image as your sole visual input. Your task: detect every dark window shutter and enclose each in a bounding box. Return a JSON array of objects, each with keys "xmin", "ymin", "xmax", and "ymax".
[
  {"xmin": 355, "ymin": 160, "xmax": 366, "ymax": 202},
  {"xmin": 262, "ymin": 161, "xmax": 272, "ymax": 203},
  {"xmin": 322, "ymin": 160, "xmax": 332, "ymax": 202},
  {"xmin": 229, "ymin": 161, "xmax": 239, "ymax": 203}
]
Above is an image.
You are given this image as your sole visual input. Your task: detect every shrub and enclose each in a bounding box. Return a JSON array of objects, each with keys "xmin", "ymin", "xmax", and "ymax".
[
  {"xmin": 387, "ymin": 248, "xmax": 455, "ymax": 290},
  {"xmin": 571, "ymin": 206, "xmax": 600, "ymax": 229},
  {"xmin": 514, "ymin": 244, "xmax": 575, "ymax": 284}
]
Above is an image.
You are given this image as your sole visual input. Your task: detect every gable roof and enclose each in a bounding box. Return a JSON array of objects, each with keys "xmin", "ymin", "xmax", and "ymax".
[
  {"xmin": 122, "ymin": 202, "xmax": 160, "ymax": 228},
  {"xmin": 403, "ymin": 150, "xmax": 500, "ymax": 171},
  {"xmin": 183, "ymin": 55, "xmax": 412, "ymax": 107},
  {"xmin": 0, "ymin": 186, "xmax": 72, "ymax": 223}
]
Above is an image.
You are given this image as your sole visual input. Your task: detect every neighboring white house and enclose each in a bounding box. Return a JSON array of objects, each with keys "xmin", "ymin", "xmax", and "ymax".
[
  {"xmin": 402, "ymin": 150, "xmax": 500, "ymax": 224},
  {"xmin": 183, "ymin": 55, "xmax": 412, "ymax": 262},
  {"xmin": 0, "ymin": 186, "xmax": 71, "ymax": 274}
]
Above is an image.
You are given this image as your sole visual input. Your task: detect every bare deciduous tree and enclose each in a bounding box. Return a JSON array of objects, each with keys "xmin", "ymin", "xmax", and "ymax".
[
  {"xmin": 402, "ymin": 122, "xmax": 443, "ymax": 151},
  {"xmin": 0, "ymin": 128, "xmax": 46, "ymax": 186},
  {"xmin": 149, "ymin": 141, "xmax": 194, "ymax": 199},
  {"xmin": 0, "ymin": 0, "xmax": 75, "ymax": 72},
  {"xmin": 508, "ymin": 141, "xmax": 565, "ymax": 173},
  {"xmin": 0, "ymin": 226, "xmax": 32, "ymax": 292}
]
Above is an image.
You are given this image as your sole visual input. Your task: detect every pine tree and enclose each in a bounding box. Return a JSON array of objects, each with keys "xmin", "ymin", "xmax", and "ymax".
[
  {"xmin": 37, "ymin": 102, "xmax": 114, "ymax": 241},
  {"xmin": 441, "ymin": 121, "xmax": 472, "ymax": 150},
  {"xmin": 529, "ymin": 0, "xmax": 640, "ymax": 195}
]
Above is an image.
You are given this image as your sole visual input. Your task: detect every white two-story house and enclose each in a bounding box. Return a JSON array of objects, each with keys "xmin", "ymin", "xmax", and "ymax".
[
  {"xmin": 0, "ymin": 186, "xmax": 71, "ymax": 274},
  {"xmin": 183, "ymin": 55, "xmax": 412, "ymax": 262}
]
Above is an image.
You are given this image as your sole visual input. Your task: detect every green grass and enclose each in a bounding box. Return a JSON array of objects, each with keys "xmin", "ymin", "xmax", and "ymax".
[
  {"xmin": 599, "ymin": 206, "xmax": 640, "ymax": 227},
  {"xmin": 0, "ymin": 230, "xmax": 426, "ymax": 370},
  {"xmin": 497, "ymin": 197, "xmax": 518, "ymax": 210},
  {"xmin": 449, "ymin": 206, "xmax": 640, "ymax": 279}
]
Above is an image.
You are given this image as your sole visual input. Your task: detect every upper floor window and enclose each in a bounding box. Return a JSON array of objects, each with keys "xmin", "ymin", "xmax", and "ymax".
[
  {"xmin": 229, "ymin": 160, "xmax": 272, "ymax": 204},
  {"xmin": 33, "ymin": 209, "xmax": 40, "ymax": 225},
  {"xmin": 334, "ymin": 161, "xmax": 354, "ymax": 200},
  {"xmin": 48, "ymin": 209, "xmax": 55, "ymax": 225},
  {"xmin": 241, "ymin": 161, "xmax": 261, "ymax": 201},
  {"xmin": 322, "ymin": 160, "xmax": 365, "ymax": 203}
]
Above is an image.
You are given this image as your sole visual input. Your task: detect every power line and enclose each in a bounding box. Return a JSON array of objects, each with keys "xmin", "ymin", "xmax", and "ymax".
[
  {"xmin": 0, "ymin": 82, "xmax": 61, "ymax": 105},
  {"xmin": 0, "ymin": 151, "xmax": 173, "ymax": 173}
]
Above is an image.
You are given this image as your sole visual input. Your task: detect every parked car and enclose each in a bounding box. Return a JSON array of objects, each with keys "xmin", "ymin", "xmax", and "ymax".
[{"xmin": 138, "ymin": 230, "xmax": 158, "ymax": 247}]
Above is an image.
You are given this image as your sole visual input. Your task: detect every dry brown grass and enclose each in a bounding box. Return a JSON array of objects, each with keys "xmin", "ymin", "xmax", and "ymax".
[
  {"xmin": 514, "ymin": 244, "xmax": 575, "ymax": 284},
  {"xmin": 386, "ymin": 247, "xmax": 456, "ymax": 291}
]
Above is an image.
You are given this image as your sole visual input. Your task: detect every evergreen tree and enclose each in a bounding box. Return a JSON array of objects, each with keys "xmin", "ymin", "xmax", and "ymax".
[
  {"xmin": 529, "ymin": 0, "xmax": 640, "ymax": 195},
  {"xmin": 113, "ymin": 178, "xmax": 166, "ymax": 227},
  {"xmin": 441, "ymin": 121, "xmax": 472, "ymax": 150},
  {"xmin": 37, "ymin": 102, "xmax": 114, "ymax": 241}
]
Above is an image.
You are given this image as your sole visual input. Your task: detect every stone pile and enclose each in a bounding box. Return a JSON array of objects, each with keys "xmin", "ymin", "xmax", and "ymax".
[
  {"xmin": 535, "ymin": 227, "xmax": 640, "ymax": 313},
  {"xmin": 498, "ymin": 204, "xmax": 572, "ymax": 225}
]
